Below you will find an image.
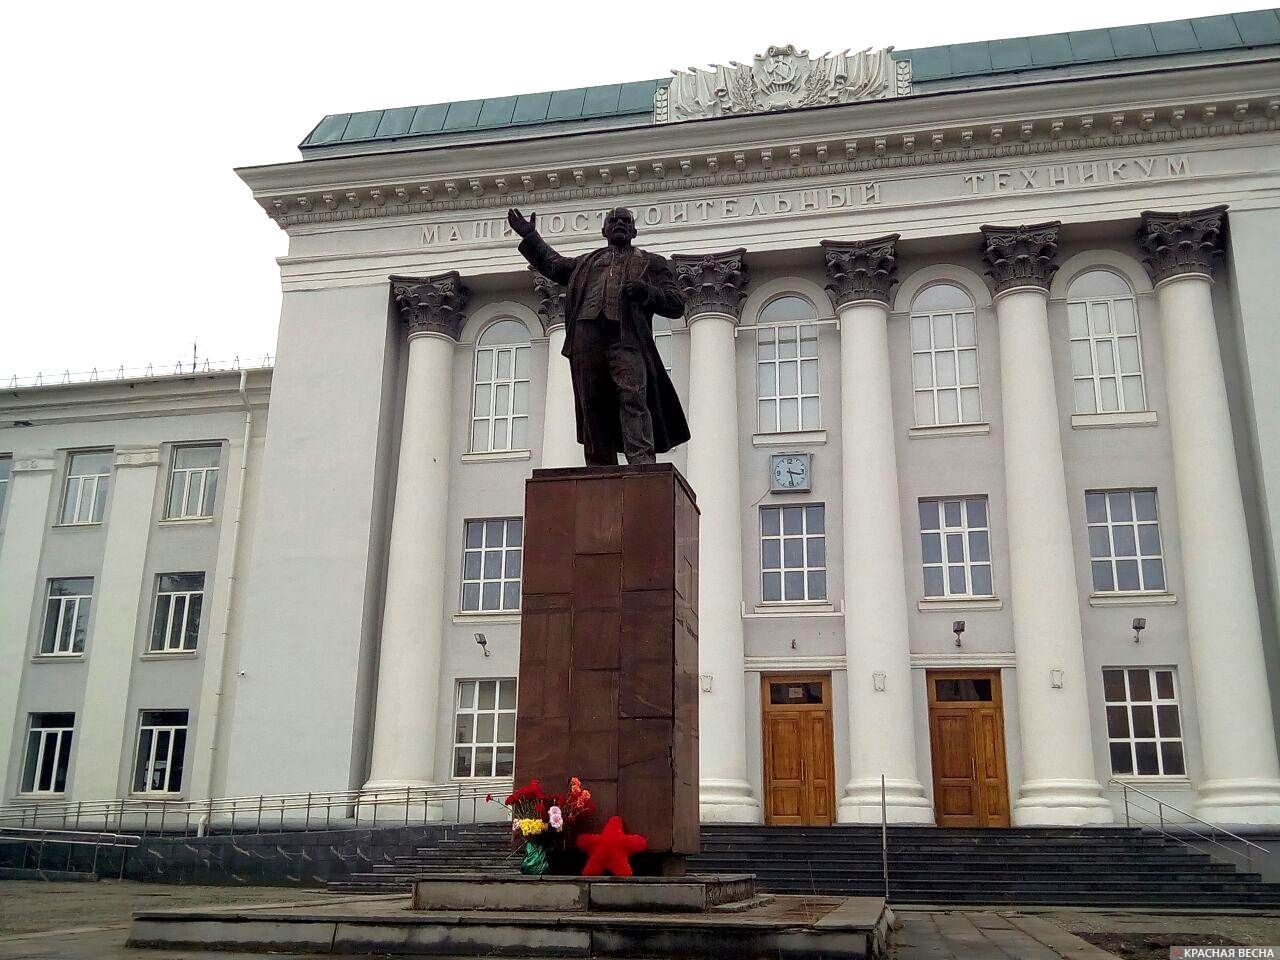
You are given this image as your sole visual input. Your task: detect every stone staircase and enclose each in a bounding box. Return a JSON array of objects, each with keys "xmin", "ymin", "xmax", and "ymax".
[{"xmin": 328, "ymin": 821, "xmax": 1280, "ymax": 908}]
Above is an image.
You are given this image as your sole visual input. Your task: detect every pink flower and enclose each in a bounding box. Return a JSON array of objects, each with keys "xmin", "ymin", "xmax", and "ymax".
[{"xmin": 548, "ymin": 805, "xmax": 564, "ymax": 831}]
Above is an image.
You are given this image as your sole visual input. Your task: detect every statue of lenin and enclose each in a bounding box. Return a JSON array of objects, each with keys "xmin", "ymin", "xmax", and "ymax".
[{"xmin": 508, "ymin": 207, "xmax": 689, "ymax": 465}]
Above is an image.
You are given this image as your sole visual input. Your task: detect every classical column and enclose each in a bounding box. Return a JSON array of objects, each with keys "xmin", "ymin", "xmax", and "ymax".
[
  {"xmin": 1137, "ymin": 207, "xmax": 1280, "ymax": 823},
  {"xmin": 76, "ymin": 446, "xmax": 162, "ymax": 799},
  {"xmin": 822, "ymin": 237, "xmax": 933, "ymax": 822},
  {"xmin": 365, "ymin": 272, "xmax": 469, "ymax": 799},
  {"xmin": 672, "ymin": 249, "xmax": 761, "ymax": 823},
  {"xmin": 533, "ymin": 271, "xmax": 581, "ymax": 468},
  {"xmin": 981, "ymin": 223, "xmax": 1111, "ymax": 825}
]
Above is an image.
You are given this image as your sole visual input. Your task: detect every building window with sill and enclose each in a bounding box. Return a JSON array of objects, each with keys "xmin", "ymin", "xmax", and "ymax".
[
  {"xmin": 40, "ymin": 577, "xmax": 93, "ymax": 656},
  {"xmin": 60, "ymin": 450, "xmax": 112, "ymax": 525},
  {"xmin": 453, "ymin": 679, "xmax": 516, "ymax": 778},
  {"xmin": 756, "ymin": 295, "xmax": 820, "ymax": 434},
  {"xmin": 461, "ymin": 518, "xmax": 523, "ymax": 612},
  {"xmin": 1068, "ymin": 270, "xmax": 1146, "ymax": 415},
  {"xmin": 919, "ymin": 497, "xmax": 993, "ymax": 598},
  {"xmin": 910, "ymin": 284, "xmax": 981, "ymax": 427},
  {"xmin": 132, "ymin": 710, "xmax": 189, "ymax": 794},
  {"xmin": 21, "ymin": 713, "xmax": 74, "ymax": 794},
  {"xmin": 1087, "ymin": 489, "xmax": 1165, "ymax": 593},
  {"xmin": 150, "ymin": 573, "xmax": 205, "ymax": 653},
  {"xmin": 166, "ymin": 445, "xmax": 220, "ymax": 520},
  {"xmin": 761, "ymin": 504, "xmax": 826, "ymax": 603},
  {"xmin": 1104, "ymin": 667, "xmax": 1184, "ymax": 776},
  {"xmin": 652, "ymin": 314, "xmax": 674, "ymax": 372},
  {"xmin": 471, "ymin": 319, "xmax": 531, "ymax": 453}
]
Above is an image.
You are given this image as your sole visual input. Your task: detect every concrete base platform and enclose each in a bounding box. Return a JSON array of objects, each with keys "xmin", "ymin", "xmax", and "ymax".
[
  {"xmin": 412, "ymin": 873, "xmax": 755, "ymax": 912},
  {"xmin": 128, "ymin": 892, "xmax": 894, "ymax": 958}
]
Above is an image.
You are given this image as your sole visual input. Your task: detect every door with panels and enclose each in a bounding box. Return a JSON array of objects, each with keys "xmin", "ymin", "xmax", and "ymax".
[
  {"xmin": 927, "ymin": 669, "xmax": 1011, "ymax": 827},
  {"xmin": 761, "ymin": 674, "xmax": 836, "ymax": 826}
]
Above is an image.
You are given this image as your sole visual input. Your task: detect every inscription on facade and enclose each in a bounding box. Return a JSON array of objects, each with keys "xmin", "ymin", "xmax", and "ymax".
[{"xmin": 419, "ymin": 154, "xmax": 1190, "ymax": 248}]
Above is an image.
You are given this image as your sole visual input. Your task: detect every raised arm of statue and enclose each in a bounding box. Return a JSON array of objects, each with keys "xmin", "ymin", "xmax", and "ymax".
[{"xmin": 510, "ymin": 208, "xmax": 577, "ymax": 286}]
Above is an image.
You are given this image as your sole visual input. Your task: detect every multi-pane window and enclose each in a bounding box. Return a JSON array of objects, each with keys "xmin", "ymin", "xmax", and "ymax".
[
  {"xmin": 1068, "ymin": 271, "xmax": 1146, "ymax": 414},
  {"xmin": 461, "ymin": 518, "xmax": 523, "ymax": 612},
  {"xmin": 150, "ymin": 573, "xmax": 205, "ymax": 653},
  {"xmin": 166, "ymin": 445, "xmax": 219, "ymax": 520},
  {"xmin": 919, "ymin": 497, "xmax": 993, "ymax": 598},
  {"xmin": 452, "ymin": 679, "xmax": 516, "ymax": 778},
  {"xmin": 761, "ymin": 504, "xmax": 827, "ymax": 602},
  {"xmin": 910, "ymin": 284, "xmax": 981, "ymax": 426},
  {"xmin": 20, "ymin": 713, "xmax": 74, "ymax": 794},
  {"xmin": 60, "ymin": 451, "xmax": 111, "ymax": 525},
  {"xmin": 40, "ymin": 578, "xmax": 93, "ymax": 656},
  {"xmin": 132, "ymin": 710, "xmax": 189, "ymax": 794},
  {"xmin": 757, "ymin": 296, "xmax": 820, "ymax": 433},
  {"xmin": 471, "ymin": 320, "xmax": 531, "ymax": 453},
  {"xmin": 0, "ymin": 455, "xmax": 11, "ymax": 520},
  {"xmin": 1087, "ymin": 490, "xmax": 1165, "ymax": 593},
  {"xmin": 1104, "ymin": 667, "xmax": 1185, "ymax": 777},
  {"xmin": 652, "ymin": 315, "xmax": 674, "ymax": 371}
]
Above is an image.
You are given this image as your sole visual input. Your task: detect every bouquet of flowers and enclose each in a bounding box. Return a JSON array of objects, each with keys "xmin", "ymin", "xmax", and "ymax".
[{"xmin": 500, "ymin": 776, "xmax": 596, "ymax": 875}]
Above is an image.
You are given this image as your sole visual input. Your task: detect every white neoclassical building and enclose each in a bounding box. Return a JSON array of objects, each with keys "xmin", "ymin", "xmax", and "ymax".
[{"xmin": 4, "ymin": 10, "xmax": 1280, "ymax": 830}]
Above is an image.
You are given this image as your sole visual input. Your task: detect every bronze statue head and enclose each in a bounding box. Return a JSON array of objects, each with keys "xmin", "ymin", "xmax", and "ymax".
[{"xmin": 603, "ymin": 208, "xmax": 637, "ymax": 247}]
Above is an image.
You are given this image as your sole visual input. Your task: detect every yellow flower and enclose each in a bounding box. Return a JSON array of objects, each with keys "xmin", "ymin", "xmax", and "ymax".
[{"xmin": 518, "ymin": 818, "xmax": 547, "ymax": 836}]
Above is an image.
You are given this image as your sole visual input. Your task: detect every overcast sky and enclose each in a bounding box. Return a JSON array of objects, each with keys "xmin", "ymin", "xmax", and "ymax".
[{"xmin": 0, "ymin": 0, "xmax": 1249, "ymax": 381}]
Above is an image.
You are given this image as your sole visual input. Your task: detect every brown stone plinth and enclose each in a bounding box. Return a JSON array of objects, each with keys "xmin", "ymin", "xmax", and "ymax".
[{"xmin": 515, "ymin": 463, "xmax": 700, "ymax": 863}]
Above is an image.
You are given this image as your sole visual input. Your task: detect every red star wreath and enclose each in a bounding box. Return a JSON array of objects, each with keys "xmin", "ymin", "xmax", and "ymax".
[{"xmin": 575, "ymin": 815, "xmax": 648, "ymax": 876}]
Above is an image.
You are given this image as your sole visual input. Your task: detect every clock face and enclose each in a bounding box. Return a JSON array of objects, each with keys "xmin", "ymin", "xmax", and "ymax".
[{"xmin": 771, "ymin": 453, "xmax": 811, "ymax": 492}]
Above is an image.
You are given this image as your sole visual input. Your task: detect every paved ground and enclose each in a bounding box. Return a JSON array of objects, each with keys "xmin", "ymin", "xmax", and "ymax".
[{"xmin": 5, "ymin": 880, "xmax": 1280, "ymax": 958}]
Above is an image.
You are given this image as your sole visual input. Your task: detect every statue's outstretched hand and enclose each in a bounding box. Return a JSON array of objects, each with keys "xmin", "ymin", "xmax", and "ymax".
[{"xmin": 508, "ymin": 208, "xmax": 537, "ymax": 238}]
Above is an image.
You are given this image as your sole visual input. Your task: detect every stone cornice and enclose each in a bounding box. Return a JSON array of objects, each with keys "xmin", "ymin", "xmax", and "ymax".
[
  {"xmin": 980, "ymin": 221, "xmax": 1062, "ymax": 294},
  {"xmin": 241, "ymin": 59, "xmax": 1280, "ymax": 229},
  {"xmin": 671, "ymin": 249, "xmax": 749, "ymax": 319},
  {"xmin": 821, "ymin": 234, "xmax": 900, "ymax": 307},
  {"xmin": 389, "ymin": 272, "xmax": 470, "ymax": 339},
  {"xmin": 1136, "ymin": 204, "xmax": 1228, "ymax": 283},
  {"xmin": 531, "ymin": 270, "xmax": 566, "ymax": 334}
]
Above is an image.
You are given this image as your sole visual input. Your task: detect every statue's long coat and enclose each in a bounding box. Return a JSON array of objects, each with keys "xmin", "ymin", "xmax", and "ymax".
[{"xmin": 519, "ymin": 232, "xmax": 691, "ymax": 455}]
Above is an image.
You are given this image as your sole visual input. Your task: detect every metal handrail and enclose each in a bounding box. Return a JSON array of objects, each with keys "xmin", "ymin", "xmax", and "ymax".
[
  {"xmin": 1110, "ymin": 778, "xmax": 1269, "ymax": 872},
  {"xmin": 0, "ymin": 783, "xmax": 504, "ymax": 839}
]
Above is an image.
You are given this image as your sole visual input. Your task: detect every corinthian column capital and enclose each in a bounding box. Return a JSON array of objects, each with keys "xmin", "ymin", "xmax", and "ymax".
[
  {"xmin": 530, "ymin": 270, "xmax": 566, "ymax": 334},
  {"xmin": 389, "ymin": 271, "xmax": 470, "ymax": 339},
  {"xmin": 821, "ymin": 234, "xmax": 900, "ymax": 308},
  {"xmin": 979, "ymin": 221, "xmax": 1061, "ymax": 295},
  {"xmin": 671, "ymin": 248, "xmax": 749, "ymax": 320},
  {"xmin": 1136, "ymin": 205, "xmax": 1228, "ymax": 284}
]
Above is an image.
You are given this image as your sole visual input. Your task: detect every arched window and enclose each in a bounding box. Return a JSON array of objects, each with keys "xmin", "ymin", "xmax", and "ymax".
[
  {"xmin": 910, "ymin": 284, "xmax": 981, "ymax": 426},
  {"xmin": 756, "ymin": 295, "xmax": 820, "ymax": 433},
  {"xmin": 471, "ymin": 319, "xmax": 531, "ymax": 452},
  {"xmin": 1067, "ymin": 270, "xmax": 1145, "ymax": 414}
]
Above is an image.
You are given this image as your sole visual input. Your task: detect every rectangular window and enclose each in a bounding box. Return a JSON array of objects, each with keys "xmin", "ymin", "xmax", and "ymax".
[
  {"xmin": 452, "ymin": 679, "xmax": 516, "ymax": 778},
  {"xmin": 757, "ymin": 324, "xmax": 820, "ymax": 433},
  {"xmin": 166, "ymin": 445, "xmax": 219, "ymax": 520},
  {"xmin": 60, "ymin": 450, "xmax": 111, "ymax": 525},
  {"xmin": 132, "ymin": 710, "xmax": 189, "ymax": 794},
  {"xmin": 21, "ymin": 713, "xmax": 74, "ymax": 794},
  {"xmin": 1068, "ymin": 293, "xmax": 1145, "ymax": 413},
  {"xmin": 150, "ymin": 573, "xmax": 205, "ymax": 653},
  {"xmin": 919, "ymin": 497, "xmax": 993, "ymax": 598},
  {"xmin": 1087, "ymin": 490, "xmax": 1165, "ymax": 593},
  {"xmin": 0, "ymin": 455, "xmax": 11, "ymax": 520},
  {"xmin": 461, "ymin": 519, "xmax": 523, "ymax": 612},
  {"xmin": 911, "ymin": 305, "xmax": 981, "ymax": 426},
  {"xmin": 1104, "ymin": 667, "xmax": 1185, "ymax": 776},
  {"xmin": 760, "ymin": 504, "xmax": 827, "ymax": 602},
  {"xmin": 40, "ymin": 578, "xmax": 93, "ymax": 656}
]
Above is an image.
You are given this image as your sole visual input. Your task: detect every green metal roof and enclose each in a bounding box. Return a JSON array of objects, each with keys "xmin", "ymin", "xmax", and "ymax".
[
  {"xmin": 897, "ymin": 8, "xmax": 1280, "ymax": 82},
  {"xmin": 300, "ymin": 9, "xmax": 1280, "ymax": 155}
]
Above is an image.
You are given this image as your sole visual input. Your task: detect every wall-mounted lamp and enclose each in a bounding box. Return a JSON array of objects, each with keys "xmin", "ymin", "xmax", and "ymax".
[
  {"xmin": 474, "ymin": 632, "xmax": 490, "ymax": 657},
  {"xmin": 1132, "ymin": 617, "xmax": 1147, "ymax": 644},
  {"xmin": 952, "ymin": 620, "xmax": 966, "ymax": 647}
]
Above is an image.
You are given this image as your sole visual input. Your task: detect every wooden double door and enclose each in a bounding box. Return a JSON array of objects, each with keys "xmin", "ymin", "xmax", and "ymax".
[
  {"xmin": 927, "ymin": 669, "xmax": 1011, "ymax": 827},
  {"xmin": 762, "ymin": 674, "xmax": 836, "ymax": 826}
]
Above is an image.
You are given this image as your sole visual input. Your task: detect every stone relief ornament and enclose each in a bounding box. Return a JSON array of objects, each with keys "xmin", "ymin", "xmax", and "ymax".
[{"xmin": 662, "ymin": 46, "xmax": 907, "ymax": 122}]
